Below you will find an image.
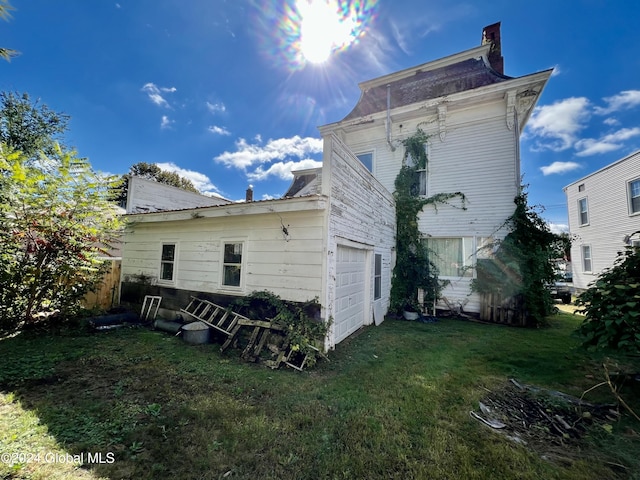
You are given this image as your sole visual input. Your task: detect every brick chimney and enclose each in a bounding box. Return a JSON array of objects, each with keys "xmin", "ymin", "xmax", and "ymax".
[
  {"xmin": 245, "ymin": 185, "xmax": 253, "ymax": 202},
  {"xmin": 482, "ymin": 22, "xmax": 504, "ymax": 75}
]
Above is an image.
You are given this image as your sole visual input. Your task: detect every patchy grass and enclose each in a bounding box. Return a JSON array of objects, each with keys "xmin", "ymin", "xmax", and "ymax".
[{"xmin": 0, "ymin": 313, "xmax": 639, "ymax": 479}]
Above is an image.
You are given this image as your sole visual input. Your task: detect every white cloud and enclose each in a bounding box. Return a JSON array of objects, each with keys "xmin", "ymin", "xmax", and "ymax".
[
  {"xmin": 550, "ymin": 64, "xmax": 561, "ymax": 77},
  {"xmin": 540, "ymin": 161, "xmax": 581, "ymax": 176},
  {"xmin": 206, "ymin": 101, "xmax": 226, "ymax": 114},
  {"xmin": 548, "ymin": 223, "xmax": 569, "ymax": 235},
  {"xmin": 575, "ymin": 127, "xmax": 640, "ymax": 157},
  {"xmin": 160, "ymin": 115, "xmax": 174, "ymax": 129},
  {"xmin": 155, "ymin": 162, "xmax": 223, "ymax": 196},
  {"xmin": 527, "ymin": 97, "xmax": 590, "ymax": 152},
  {"xmin": 208, "ymin": 125, "xmax": 231, "ymax": 136},
  {"xmin": 247, "ymin": 159, "xmax": 323, "ymax": 181},
  {"xmin": 214, "ymin": 135, "xmax": 323, "ymax": 169},
  {"xmin": 603, "ymin": 117, "xmax": 620, "ymax": 126},
  {"xmin": 141, "ymin": 82, "xmax": 176, "ymax": 108},
  {"xmin": 594, "ymin": 90, "xmax": 640, "ymax": 115}
]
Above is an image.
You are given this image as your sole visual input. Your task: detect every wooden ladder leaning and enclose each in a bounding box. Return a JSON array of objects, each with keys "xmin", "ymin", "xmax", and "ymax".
[{"xmin": 180, "ymin": 297, "xmax": 250, "ymax": 351}]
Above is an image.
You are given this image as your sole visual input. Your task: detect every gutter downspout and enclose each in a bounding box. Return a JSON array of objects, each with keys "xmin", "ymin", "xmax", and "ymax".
[{"xmin": 386, "ymin": 84, "xmax": 396, "ymax": 152}]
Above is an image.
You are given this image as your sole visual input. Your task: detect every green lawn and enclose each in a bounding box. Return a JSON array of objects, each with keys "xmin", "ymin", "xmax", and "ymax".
[{"xmin": 1, "ymin": 313, "xmax": 639, "ymax": 480}]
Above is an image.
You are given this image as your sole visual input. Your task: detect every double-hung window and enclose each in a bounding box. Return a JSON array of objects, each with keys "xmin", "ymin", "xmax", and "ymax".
[
  {"xmin": 160, "ymin": 243, "xmax": 176, "ymax": 282},
  {"xmin": 581, "ymin": 245, "xmax": 592, "ymax": 273},
  {"xmin": 405, "ymin": 143, "xmax": 428, "ymax": 196},
  {"xmin": 222, "ymin": 242, "xmax": 243, "ymax": 287},
  {"xmin": 578, "ymin": 198, "xmax": 589, "ymax": 226},
  {"xmin": 629, "ymin": 179, "xmax": 640, "ymax": 214}
]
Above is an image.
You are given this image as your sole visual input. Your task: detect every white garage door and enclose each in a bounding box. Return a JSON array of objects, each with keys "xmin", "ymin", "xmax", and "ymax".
[{"xmin": 334, "ymin": 245, "xmax": 367, "ymax": 344}]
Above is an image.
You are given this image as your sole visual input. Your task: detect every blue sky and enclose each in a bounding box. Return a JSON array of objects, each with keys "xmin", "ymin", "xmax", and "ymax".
[{"xmin": 1, "ymin": 0, "xmax": 639, "ymax": 231}]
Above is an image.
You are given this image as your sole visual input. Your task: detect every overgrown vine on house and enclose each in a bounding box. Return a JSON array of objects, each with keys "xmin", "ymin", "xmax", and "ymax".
[
  {"xmin": 232, "ymin": 290, "xmax": 329, "ymax": 367},
  {"xmin": 390, "ymin": 128, "xmax": 467, "ymax": 314},
  {"xmin": 471, "ymin": 189, "xmax": 559, "ymax": 326}
]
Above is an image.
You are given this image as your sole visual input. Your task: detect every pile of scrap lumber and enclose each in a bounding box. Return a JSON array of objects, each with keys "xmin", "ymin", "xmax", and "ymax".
[{"xmin": 180, "ymin": 296, "xmax": 320, "ymax": 371}]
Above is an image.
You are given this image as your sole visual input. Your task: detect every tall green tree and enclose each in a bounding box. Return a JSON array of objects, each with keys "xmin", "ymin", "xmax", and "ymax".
[
  {"xmin": 0, "ymin": 144, "xmax": 123, "ymax": 331},
  {"xmin": 114, "ymin": 162, "xmax": 200, "ymax": 206},
  {"xmin": 0, "ymin": 91, "xmax": 70, "ymax": 162},
  {"xmin": 129, "ymin": 162, "xmax": 198, "ymax": 192},
  {"xmin": 0, "ymin": 0, "xmax": 19, "ymax": 61}
]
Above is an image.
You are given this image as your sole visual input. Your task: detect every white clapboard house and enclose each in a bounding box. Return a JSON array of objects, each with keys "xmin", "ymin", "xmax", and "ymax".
[
  {"xmin": 564, "ymin": 150, "xmax": 640, "ymax": 292},
  {"xmin": 120, "ymin": 23, "xmax": 551, "ymax": 347}
]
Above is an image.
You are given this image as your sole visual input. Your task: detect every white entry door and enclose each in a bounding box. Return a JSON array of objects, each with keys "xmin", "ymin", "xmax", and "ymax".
[{"xmin": 334, "ymin": 245, "xmax": 368, "ymax": 344}]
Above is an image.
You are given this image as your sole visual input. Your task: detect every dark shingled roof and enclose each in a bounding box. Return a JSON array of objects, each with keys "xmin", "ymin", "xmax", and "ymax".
[{"xmin": 343, "ymin": 57, "xmax": 512, "ymax": 121}]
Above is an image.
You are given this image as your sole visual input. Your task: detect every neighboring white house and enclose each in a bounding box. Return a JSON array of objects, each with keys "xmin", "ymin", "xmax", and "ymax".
[
  {"xmin": 125, "ymin": 175, "xmax": 231, "ymax": 213},
  {"xmin": 318, "ymin": 22, "xmax": 552, "ymax": 314},
  {"xmin": 563, "ymin": 150, "xmax": 640, "ymax": 291},
  {"xmin": 120, "ymin": 134, "xmax": 396, "ymax": 349},
  {"xmin": 120, "ymin": 23, "xmax": 552, "ymax": 345}
]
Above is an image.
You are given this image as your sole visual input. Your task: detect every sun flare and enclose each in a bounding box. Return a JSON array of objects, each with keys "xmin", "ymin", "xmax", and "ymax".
[
  {"xmin": 255, "ymin": 0, "xmax": 377, "ymax": 71},
  {"xmin": 297, "ymin": 0, "xmax": 358, "ymax": 64}
]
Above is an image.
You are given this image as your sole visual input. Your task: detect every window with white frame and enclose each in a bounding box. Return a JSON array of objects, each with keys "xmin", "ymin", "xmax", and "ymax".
[
  {"xmin": 578, "ymin": 198, "xmax": 589, "ymax": 226},
  {"xmin": 222, "ymin": 242, "xmax": 243, "ymax": 287},
  {"xmin": 426, "ymin": 237, "xmax": 473, "ymax": 277},
  {"xmin": 374, "ymin": 254, "xmax": 382, "ymax": 300},
  {"xmin": 356, "ymin": 152, "xmax": 373, "ymax": 172},
  {"xmin": 581, "ymin": 245, "xmax": 592, "ymax": 272},
  {"xmin": 406, "ymin": 143, "xmax": 428, "ymax": 196},
  {"xmin": 628, "ymin": 178, "xmax": 640, "ymax": 214},
  {"xmin": 160, "ymin": 243, "xmax": 176, "ymax": 282}
]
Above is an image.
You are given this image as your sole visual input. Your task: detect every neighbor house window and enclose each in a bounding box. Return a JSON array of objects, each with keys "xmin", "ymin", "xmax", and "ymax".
[
  {"xmin": 426, "ymin": 237, "xmax": 473, "ymax": 277},
  {"xmin": 356, "ymin": 152, "xmax": 373, "ymax": 172},
  {"xmin": 374, "ymin": 254, "xmax": 382, "ymax": 300},
  {"xmin": 160, "ymin": 243, "xmax": 176, "ymax": 282},
  {"xmin": 578, "ymin": 198, "xmax": 589, "ymax": 226},
  {"xmin": 629, "ymin": 179, "xmax": 640, "ymax": 214},
  {"xmin": 578, "ymin": 183, "xmax": 585, "ymax": 192},
  {"xmin": 581, "ymin": 245, "xmax": 592, "ymax": 272},
  {"xmin": 222, "ymin": 242, "xmax": 243, "ymax": 287}
]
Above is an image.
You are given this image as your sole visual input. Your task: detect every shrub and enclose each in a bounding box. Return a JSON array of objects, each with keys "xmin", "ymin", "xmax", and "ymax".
[{"xmin": 576, "ymin": 245, "xmax": 640, "ymax": 352}]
